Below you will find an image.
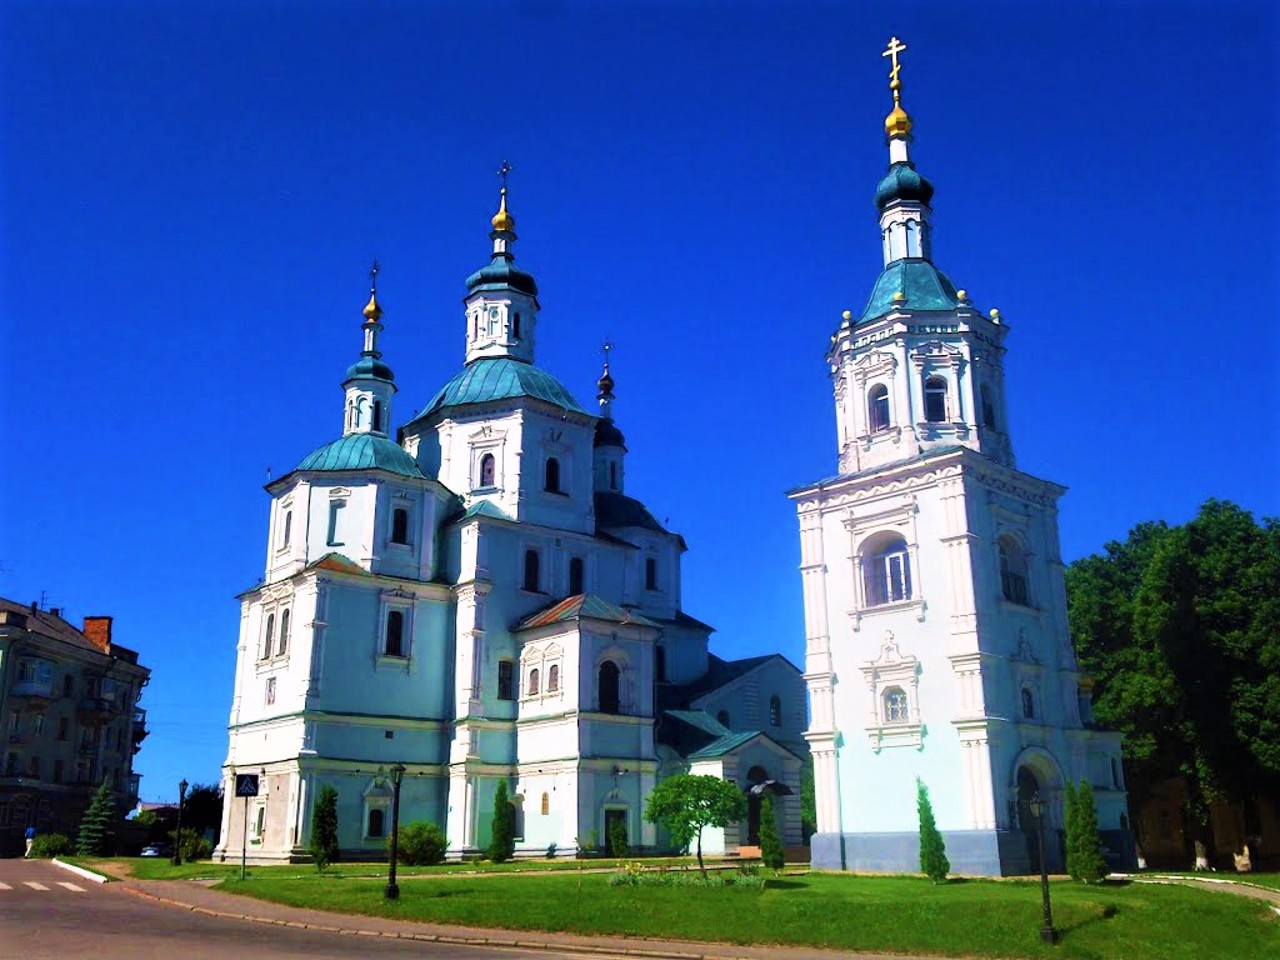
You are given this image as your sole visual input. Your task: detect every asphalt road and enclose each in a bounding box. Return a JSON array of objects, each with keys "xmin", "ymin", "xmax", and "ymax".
[{"xmin": 0, "ymin": 859, "xmax": 616, "ymax": 960}]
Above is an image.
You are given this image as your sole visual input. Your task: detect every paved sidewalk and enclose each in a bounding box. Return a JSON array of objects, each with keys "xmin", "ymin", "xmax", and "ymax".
[{"xmin": 115, "ymin": 875, "xmax": 925, "ymax": 960}]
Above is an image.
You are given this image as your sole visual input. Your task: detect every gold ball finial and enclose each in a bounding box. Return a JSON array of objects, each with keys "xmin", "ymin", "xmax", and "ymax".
[
  {"xmin": 841, "ymin": 310, "xmax": 852, "ymax": 321},
  {"xmin": 956, "ymin": 289, "xmax": 967, "ymax": 300},
  {"xmin": 989, "ymin": 308, "xmax": 1001, "ymax": 321},
  {"xmin": 892, "ymin": 291, "xmax": 907, "ymax": 303},
  {"xmin": 363, "ymin": 260, "xmax": 383, "ymax": 321},
  {"xmin": 491, "ymin": 187, "xmax": 515, "ymax": 233},
  {"xmin": 884, "ymin": 104, "xmax": 913, "ymax": 138}
]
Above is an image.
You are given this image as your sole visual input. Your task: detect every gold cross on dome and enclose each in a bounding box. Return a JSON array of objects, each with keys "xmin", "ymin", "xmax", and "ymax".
[
  {"xmin": 497, "ymin": 160, "xmax": 513, "ymax": 189},
  {"xmin": 369, "ymin": 259, "xmax": 380, "ymax": 291},
  {"xmin": 882, "ymin": 36, "xmax": 907, "ymax": 90}
]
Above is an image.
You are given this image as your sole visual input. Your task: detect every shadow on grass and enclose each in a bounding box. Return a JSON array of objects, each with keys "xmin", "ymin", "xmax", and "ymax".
[
  {"xmin": 764, "ymin": 879, "xmax": 810, "ymax": 891},
  {"xmin": 1058, "ymin": 903, "xmax": 1119, "ymax": 937}
]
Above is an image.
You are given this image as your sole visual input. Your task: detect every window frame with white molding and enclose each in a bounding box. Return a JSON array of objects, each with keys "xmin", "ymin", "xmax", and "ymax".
[{"xmin": 859, "ymin": 632, "xmax": 924, "ymax": 750}]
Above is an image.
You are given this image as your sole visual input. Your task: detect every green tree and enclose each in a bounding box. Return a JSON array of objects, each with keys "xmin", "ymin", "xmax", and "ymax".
[
  {"xmin": 309, "ymin": 784, "xmax": 340, "ymax": 872},
  {"xmin": 76, "ymin": 780, "xmax": 117, "ymax": 856},
  {"xmin": 1072, "ymin": 782, "xmax": 1108, "ymax": 882},
  {"xmin": 395, "ymin": 821, "xmax": 448, "ymax": 866},
  {"xmin": 1063, "ymin": 780, "xmax": 1080, "ymax": 880},
  {"xmin": 644, "ymin": 773, "xmax": 747, "ymax": 876},
  {"xmin": 916, "ymin": 778, "xmax": 949, "ymax": 883},
  {"xmin": 758, "ymin": 793, "xmax": 785, "ymax": 870},
  {"xmin": 799, "ymin": 756, "xmax": 817, "ymax": 841},
  {"xmin": 181, "ymin": 783, "xmax": 224, "ymax": 837},
  {"xmin": 1066, "ymin": 500, "xmax": 1280, "ymax": 862},
  {"xmin": 488, "ymin": 780, "xmax": 515, "ymax": 863}
]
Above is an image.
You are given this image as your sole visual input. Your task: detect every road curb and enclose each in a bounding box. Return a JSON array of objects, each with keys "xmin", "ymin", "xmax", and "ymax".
[
  {"xmin": 50, "ymin": 858, "xmax": 109, "ymax": 884},
  {"xmin": 116, "ymin": 881, "xmax": 775, "ymax": 960}
]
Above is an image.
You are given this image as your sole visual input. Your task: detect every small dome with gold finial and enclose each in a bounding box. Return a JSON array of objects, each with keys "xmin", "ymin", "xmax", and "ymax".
[
  {"xmin": 362, "ymin": 290, "xmax": 383, "ymax": 322},
  {"xmin": 491, "ymin": 187, "xmax": 515, "ymax": 233},
  {"xmin": 884, "ymin": 103, "xmax": 912, "ymax": 139}
]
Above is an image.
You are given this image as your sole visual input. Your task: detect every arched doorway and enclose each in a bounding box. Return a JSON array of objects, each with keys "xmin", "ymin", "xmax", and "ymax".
[
  {"xmin": 746, "ymin": 766, "xmax": 768, "ymax": 844},
  {"xmin": 1016, "ymin": 765, "xmax": 1042, "ymax": 873}
]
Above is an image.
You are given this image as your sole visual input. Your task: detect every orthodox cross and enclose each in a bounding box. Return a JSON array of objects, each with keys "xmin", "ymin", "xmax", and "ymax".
[
  {"xmin": 882, "ymin": 36, "xmax": 907, "ymax": 97},
  {"xmin": 601, "ymin": 339, "xmax": 613, "ymax": 366},
  {"xmin": 369, "ymin": 259, "xmax": 380, "ymax": 292},
  {"xmin": 497, "ymin": 160, "xmax": 513, "ymax": 189}
]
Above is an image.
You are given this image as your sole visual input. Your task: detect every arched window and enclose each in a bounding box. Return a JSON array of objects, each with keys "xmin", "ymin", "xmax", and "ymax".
[
  {"xmin": 540, "ymin": 792, "xmax": 550, "ymax": 816},
  {"xmin": 863, "ymin": 535, "xmax": 912, "ymax": 606},
  {"xmin": 479, "ymin": 453, "xmax": 496, "ymax": 488},
  {"xmin": 568, "ymin": 557, "xmax": 584, "ymax": 596},
  {"xmin": 769, "ymin": 695, "xmax": 782, "ymax": 727},
  {"xmin": 497, "ymin": 660, "xmax": 514, "ymax": 701},
  {"xmin": 282, "ymin": 510, "xmax": 292, "ymax": 548},
  {"xmin": 373, "ymin": 399, "xmax": 383, "ymax": 432},
  {"xmin": 391, "ymin": 507, "xmax": 410, "ymax": 545},
  {"xmin": 528, "ymin": 667, "xmax": 540, "ymax": 696},
  {"xmin": 547, "ymin": 664, "xmax": 560, "ymax": 693},
  {"xmin": 716, "ymin": 709, "xmax": 730, "ymax": 727},
  {"xmin": 385, "ymin": 610, "xmax": 405, "ymax": 658},
  {"xmin": 655, "ymin": 646, "xmax": 667, "ymax": 682},
  {"xmin": 645, "ymin": 557, "xmax": 657, "ymax": 590},
  {"xmin": 609, "ymin": 461, "xmax": 618, "ymax": 490},
  {"xmin": 544, "ymin": 457, "xmax": 561, "ymax": 493},
  {"xmin": 262, "ymin": 614, "xmax": 275, "ymax": 659},
  {"xmin": 523, "ymin": 550, "xmax": 540, "ymax": 592},
  {"xmin": 278, "ymin": 609, "xmax": 290, "ymax": 656},
  {"xmin": 981, "ymin": 385, "xmax": 996, "ymax": 428},
  {"xmin": 924, "ymin": 376, "xmax": 947, "ymax": 423},
  {"xmin": 367, "ymin": 807, "xmax": 385, "ymax": 838},
  {"xmin": 598, "ymin": 661, "xmax": 620, "ymax": 714},
  {"xmin": 999, "ymin": 535, "xmax": 1030, "ymax": 606},
  {"xmin": 883, "ymin": 687, "xmax": 910, "ymax": 722},
  {"xmin": 1021, "ymin": 687, "xmax": 1035, "ymax": 720},
  {"xmin": 868, "ymin": 384, "xmax": 891, "ymax": 433},
  {"xmin": 513, "ymin": 313, "xmax": 521, "ymax": 339}
]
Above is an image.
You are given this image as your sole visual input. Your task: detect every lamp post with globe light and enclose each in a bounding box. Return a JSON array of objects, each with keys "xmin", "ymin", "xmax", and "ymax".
[
  {"xmin": 1029, "ymin": 792, "xmax": 1058, "ymax": 944},
  {"xmin": 171, "ymin": 779, "xmax": 189, "ymax": 866},
  {"xmin": 385, "ymin": 763, "xmax": 406, "ymax": 900}
]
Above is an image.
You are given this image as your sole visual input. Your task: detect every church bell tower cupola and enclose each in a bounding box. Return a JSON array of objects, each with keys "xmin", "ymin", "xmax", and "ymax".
[
  {"xmin": 876, "ymin": 36, "xmax": 934, "ymax": 266},
  {"xmin": 464, "ymin": 161, "xmax": 541, "ymax": 365},
  {"xmin": 593, "ymin": 343, "xmax": 627, "ymax": 494},
  {"xmin": 342, "ymin": 261, "xmax": 397, "ymax": 438}
]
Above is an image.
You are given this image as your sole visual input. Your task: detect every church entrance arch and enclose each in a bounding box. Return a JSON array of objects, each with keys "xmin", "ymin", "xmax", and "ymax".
[
  {"xmin": 745, "ymin": 766, "xmax": 768, "ymax": 844},
  {"xmin": 1012, "ymin": 747, "xmax": 1065, "ymax": 874}
]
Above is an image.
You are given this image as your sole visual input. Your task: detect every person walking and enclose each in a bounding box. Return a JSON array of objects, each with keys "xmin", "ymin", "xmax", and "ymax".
[{"xmin": 24, "ymin": 825, "xmax": 36, "ymax": 858}]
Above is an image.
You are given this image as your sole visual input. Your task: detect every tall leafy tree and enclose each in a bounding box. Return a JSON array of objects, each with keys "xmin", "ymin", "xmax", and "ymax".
[
  {"xmin": 76, "ymin": 781, "xmax": 116, "ymax": 856},
  {"xmin": 644, "ymin": 773, "xmax": 747, "ymax": 876},
  {"xmin": 916, "ymin": 778, "xmax": 949, "ymax": 883},
  {"xmin": 309, "ymin": 785, "xmax": 340, "ymax": 872},
  {"xmin": 1066, "ymin": 499, "xmax": 1280, "ymax": 860},
  {"xmin": 488, "ymin": 780, "xmax": 515, "ymax": 863}
]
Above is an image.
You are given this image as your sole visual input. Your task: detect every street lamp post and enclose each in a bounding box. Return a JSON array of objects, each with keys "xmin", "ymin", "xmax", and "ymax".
[
  {"xmin": 1029, "ymin": 792, "xmax": 1058, "ymax": 944},
  {"xmin": 385, "ymin": 763, "xmax": 406, "ymax": 900},
  {"xmin": 172, "ymin": 779, "xmax": 189, "ymax": 866}
]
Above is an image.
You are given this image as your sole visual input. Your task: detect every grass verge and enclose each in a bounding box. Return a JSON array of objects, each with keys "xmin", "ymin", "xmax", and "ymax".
[{"xmin": 217, "ymin": 872, "xmax": 1279, "ymax": 959}]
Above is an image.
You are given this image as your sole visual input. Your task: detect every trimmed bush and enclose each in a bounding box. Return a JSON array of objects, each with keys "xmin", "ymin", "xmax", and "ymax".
[
  {"xmin": 608, "ymin": 815, "xmax": 630, "ymax": 858},
  {"xmin": 28, "ymin": 833, "xmax": 74, "ymax": 858},
  {"xmin": 1067, "ymin": 780, "xmax": 1108, "ymax": 882},
  {"xmin": 608, "ymin": 864, "xmax": 763, "ymax": 889},
  {"xmin": 917, "ymin": 777, "xmax": 950, "ymax": 883},
  {"xmin": 759, "ymin": 794, "xmax": 785, "ymax": 870},
  {"xmin": 488, "ymin": 781, "xmax": 515, "ymax": 863},
  {"xmin": 396, "ymin": 821, "xmax": 448, "ymax": 866},
  {"xmin": 309, "ymin": 785, "xmax": 340, "ymax": 872}
]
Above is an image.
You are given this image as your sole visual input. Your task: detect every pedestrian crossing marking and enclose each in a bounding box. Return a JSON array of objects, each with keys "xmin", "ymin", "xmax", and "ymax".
[
  {"xmin": 23, "ymin": 881, "xmax": 49, "ymax": 890},
  {"xmin": 56, "ymin": 882, "xmax": 85, "ymax": 892},
  {"xmin": 0, "ymin": 882, "xmax": 10, "ymax": 890}
]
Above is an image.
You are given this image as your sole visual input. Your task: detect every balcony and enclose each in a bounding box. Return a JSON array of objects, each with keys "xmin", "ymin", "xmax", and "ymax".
[
  {"xmin": 79, "ymin": 697, "xmax": 114, "ymax": 721},
  {"xmin": 10, "ymin": 679, "xmax": 54, "ymax": 702}
]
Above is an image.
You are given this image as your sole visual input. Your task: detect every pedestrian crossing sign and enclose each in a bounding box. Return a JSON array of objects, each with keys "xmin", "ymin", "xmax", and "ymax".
[{"xmin": 235, "ymin": 773, "xmax": 260, "ymax": 797}]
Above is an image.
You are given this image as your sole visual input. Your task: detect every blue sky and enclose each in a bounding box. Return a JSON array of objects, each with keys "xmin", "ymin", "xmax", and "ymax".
[{"xmin": 2, "ymin": 1, "xmax": 1276, "ymax": 802}]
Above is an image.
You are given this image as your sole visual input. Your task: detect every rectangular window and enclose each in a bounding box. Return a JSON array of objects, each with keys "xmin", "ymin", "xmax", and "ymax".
[
  {"xmin": 281, "ymin": 508, "xmax": 293, "ymax": 549},
  {"xmin": 384, "ymin": 610, "xmax": 406, "ymax": 658},
  {"xmin": 327, "ymin": 500, "xmax": 345, "ymax": 546},
  {"xmin": 645, "ymin": 557, "xmax": 658, "ymax": 591},
  {"xmin": 265, "ymin": 676, "xmax": 277, "ymax": 706},
  {"xmin": 57, "ymin": 718, "xmax": 69, "ymax": 741},
  {"xmin": 391, "ymin": 507, "xmax": 410, "ymax": 545},
  {"xmin": 33, "ymin": 715, "xmax": 43, "ymax": 737},
  {"xmin": 497, "ymin": 661, "xmax": 514, "ymax": 701},
  {"xmin": 63, "ymin": 674, "xmax": 74, "ymax": 697},
  {"xmin": 53, "ymin": 759, "xmax": 63, "ymax": 784},
  {"xmin": 28, "ymin": 756, "xmax": 40, "ymax": 778}
]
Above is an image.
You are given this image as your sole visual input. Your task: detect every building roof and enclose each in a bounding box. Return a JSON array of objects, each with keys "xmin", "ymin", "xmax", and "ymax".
[
  {"xmin": 594, "ymin": 418, "xmax": 627, "ymax": 449},
  {"xmin": 307, "ymin": 553, "xmax": 367, "ymax": 576},
  {"xmin": 858, "ymin": 258, "xmax": 962, "ymax": 325},
  {"xmin": 344, "ymin": 355, "xmax": 395, "ymax": 382},
  {"xmin": 465, "ymin": 253, "xmax": 539, "ymax": 297},
  {"xmin": 457, "ymin": 500, "xmax": 513, "ymax": 523},
  {"xmin": 687, "ymin": 730, "xmax": 767, "ymax": 759},
  {"xmin": 0, "ymin": 597, "xmax": 143, "ymax": 666},
  {"xmin": 663, "ymin": 709, "xmax": 731, "ymax": 738},
  {"xmin": 875, "ymin": 161, "xmax": 935, "ymax": 210},
  {"xmin": 787, "ymin": 444, "xmax": 968, "ymax": 495},
  {"xmin": 414, "ymin": 357, "xmax": 586, "ymax": 422},
  {"xmin": 594, "ymin": 491, "xmax": 666, "ymax": 533},
  {"xmin": 516, "ymin": 594, "xmax": 659, "ymax": 632},
  {"xmin": 648, "ymin": 610, "xmax": 716, "ymax": 634},
  {"xmin": 295, "ymin": 433, "xmax": 426, "ymax": 479}
]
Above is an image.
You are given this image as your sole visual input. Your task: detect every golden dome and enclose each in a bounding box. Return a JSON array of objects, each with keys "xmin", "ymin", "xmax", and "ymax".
[
  {"xmin": 363, "ymin": 290, "xmax": 383, "ymax": 322},
  {"xmin": 491, "ymin": 187, "xmax": 515, "ymax": 232},
  {"xmin": 885, "ymin": 104, "xmax": 913, "ymax": 138}
]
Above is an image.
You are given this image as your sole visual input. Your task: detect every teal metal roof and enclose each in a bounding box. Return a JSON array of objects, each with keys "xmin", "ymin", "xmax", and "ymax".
[
  {"xmin": 516, "ymin": 594, "xmax": 659, "ymax": 631},
  {"xmin": 466, "ymin": 253, "xmax": 538, "ymax": 297},
  {"xmin": 875, "ymin": 162, "xmax": 935, "ymax": 210},
  {"xmin": 664, "ymin": 710, "xmax": 731, "ymax": 738},
  {"xmin": 459, "ymin": 500, "xmax": 512, "ymax": 522},
  {"xmin": 345, "ymin": 355, "xmax": 394, "ymax": 382},
  {"xmin": 858, "ymin": 259, "xmax": 961, "ymax": 324},
  {"xmin": 687, "ymin": 730, "xmax": 764, "ymax": 760},
  {"xmin": 296, "ymin": 434, "xmax": 426, "ymax": 479},
  {"xmin": 416, "ymin": 358, "xmax": 586, "ymax": 420}
]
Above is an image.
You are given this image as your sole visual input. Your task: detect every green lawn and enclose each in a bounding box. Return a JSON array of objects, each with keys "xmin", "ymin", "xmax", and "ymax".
[
  {"xmin": 218, "ymin": 872, "xmax": 1280, "ymax": 960},
  {"xmin": 1149, "ymin": 870, "xmax": 1280, "ymax": 892}
]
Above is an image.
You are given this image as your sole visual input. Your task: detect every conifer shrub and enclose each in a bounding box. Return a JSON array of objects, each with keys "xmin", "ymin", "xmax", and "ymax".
[
  {"xmin": 309, "ymin": 785, "xmax": 340, "ymax": 872},
  {"xmin": 76, "ymin": 780, "xmax": 117, "ymax": 857},
  {"xmin": 1069, "ymin": 781, "xmax": 1108, "ymax": 882},
  {"xmin": 1064, "ymin": 780, "xmax": 1081, "ymax": 879},
  {"xmin": 758, "ymin": 794, "xmax": 785, "ymax": 870},
  {"xmin": 916, "ymin": 777, "xmax": 950, "ymax": 883},
  {"xmin": 609, "ymin": 815, "xmax": 630, "ymax": 858},
  {"xmin": 395, "ymin": 821, "xmax": 448, "ymax": 866},
  {"xmin": 488, "ymin": 781, "xmax": 515, "ymax": 863},
  {"xmin": 29, "ymin": 833, "xmax": 74, "ymax": 858}
]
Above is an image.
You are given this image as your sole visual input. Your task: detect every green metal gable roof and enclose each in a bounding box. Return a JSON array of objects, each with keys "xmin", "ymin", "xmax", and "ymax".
[
  {"xmin": 465, "ymin": 254, "xmax": 538, "ymax": 297},
  {"xmin": 687, "ymin": 730, "xmax": 765, "ymax": 759},
  {"xmin": 416, "ymin": 357, "xmax": 586, "ymax": 420},
  {"xmin": 516, "ymin": 594, "xmax": 658, "ymax": 632},
  {"xmin": 858, "ymin": 259, "xmax": 961, "ymax": 324},
  {"xmin": 664, "ymin": 710, "xmax": 731, "ymax": 738},
  {"xmin": 296, "ymin": 434, "xmax": 426, "ymax": 479}
]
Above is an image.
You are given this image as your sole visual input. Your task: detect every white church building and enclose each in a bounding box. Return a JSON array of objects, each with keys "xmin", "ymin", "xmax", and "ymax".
[
  {"xmin": 789, "ymin": 40, "xmax": 1134, "ymax": 875},
  {"xmin": 215, "ymin": 183, "xmax": 804, "ymax": 862}
]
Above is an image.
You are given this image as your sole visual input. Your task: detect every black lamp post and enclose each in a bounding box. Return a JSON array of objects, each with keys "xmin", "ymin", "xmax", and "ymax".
[
  {"xmin": 172, "ymin": 778, "xmax": 189, "ymax": 866},
  {"xmin": 385, "ymin": 763, "xmax": 406, "ymax": 900},
  {"xmin": 1029, "ymin": 792, "xmax": 1058, "ymax": 944}
]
